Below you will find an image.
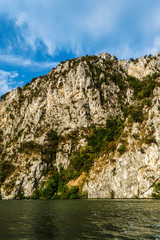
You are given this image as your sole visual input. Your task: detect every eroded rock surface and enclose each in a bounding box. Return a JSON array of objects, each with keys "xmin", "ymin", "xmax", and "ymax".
[{"xmin": 1, "ymin": 52, "xmax": 160, "ymax": 199}]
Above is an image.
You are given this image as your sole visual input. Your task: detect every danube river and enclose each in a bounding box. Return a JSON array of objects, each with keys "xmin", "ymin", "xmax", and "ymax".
[{"xmin": 0, "ymin": 199, "xmax": 160, "ymax": 239}]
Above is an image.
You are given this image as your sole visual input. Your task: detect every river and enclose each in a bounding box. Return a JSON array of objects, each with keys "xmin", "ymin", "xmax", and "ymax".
[{"xmin": 0, "ymin": 199, "xmax": 160, "ymax": 239}]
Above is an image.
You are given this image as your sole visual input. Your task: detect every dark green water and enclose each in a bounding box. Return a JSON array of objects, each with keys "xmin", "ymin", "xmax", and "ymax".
[{"xmin": 0, "ymin": 199, "xmax": 160, "ymax": 240}]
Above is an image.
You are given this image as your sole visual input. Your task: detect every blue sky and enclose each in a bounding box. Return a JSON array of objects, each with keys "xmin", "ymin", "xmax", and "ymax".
[{"xmin": 1, "ymin": 0, "xmax": 160, "ymax": 95}]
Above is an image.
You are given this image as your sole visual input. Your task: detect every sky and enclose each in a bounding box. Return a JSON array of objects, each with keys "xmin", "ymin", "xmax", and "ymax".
[{"xmin": 1, "ymin": 0, "xmax": 160, "ymax": 96}]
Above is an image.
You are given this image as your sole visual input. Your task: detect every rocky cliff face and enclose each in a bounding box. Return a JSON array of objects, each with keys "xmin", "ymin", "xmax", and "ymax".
[{"xmin": 1, "ymin": 52, "xmax": 160, "ymax": 199}]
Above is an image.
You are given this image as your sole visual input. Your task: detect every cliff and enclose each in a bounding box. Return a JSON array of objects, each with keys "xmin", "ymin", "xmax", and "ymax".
[{"xmin": 1, "ymin": 52, "xmax": 160, "ymax": 199}]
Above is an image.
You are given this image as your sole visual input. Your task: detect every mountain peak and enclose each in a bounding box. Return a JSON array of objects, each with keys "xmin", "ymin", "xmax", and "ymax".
[{"xmin": 0, "ymin": 52, "xmax": 160, "ymax": 199}]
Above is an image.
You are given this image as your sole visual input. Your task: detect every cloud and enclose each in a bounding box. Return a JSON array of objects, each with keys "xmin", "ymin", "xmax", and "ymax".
[
  {"xmin": 0, "ymin": 0, "xmax": 126, "ymax": 57},
  {"xmin": 145, "ymin": 37, "xmax": 160, "ymax": 57},
  {"xmin": 15, "ymin": 12, "xmax": 26, "ymax": 26},
  {"xmin": 0, "ymin": 54, "xmax": 58, "ymax": 69},
  {"xmin": 0, "ymin": 70, "xmax": 19, "ymax": 95},
  {"xmin": 1, "ymin": 0, "xmax": 160, "ymax": 97},
  {"xmin": 1, "ymin": 0, "xmax": 160, "ymax": 60}
]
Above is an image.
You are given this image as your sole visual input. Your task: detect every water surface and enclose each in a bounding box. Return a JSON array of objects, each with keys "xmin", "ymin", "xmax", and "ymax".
[{"xmin": 0, "ymin": 199, "xmax": 160, "ymax": 240}]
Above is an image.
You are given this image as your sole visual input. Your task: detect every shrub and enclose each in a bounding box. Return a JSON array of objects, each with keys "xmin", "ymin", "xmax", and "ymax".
[
  {"xmin": 110, "ymin": 190, "xmax": 115, "ymax": 199},
  {"xmin": 15, "ymin": 188, "xmax": 26, "ymax": 199},
  {"xmin": 144, "ymin": 137, "xmax": 157, "ymax": 145},
  {"xmin": 143, "ymin": 99, "xmax": 152, "ymax": 107},
  {"xmin": 58, "ymin": 180, "xmax": 67, "ymax": 193},
  {"xmin": 0, "ymin": 161, "xmax": 15, "ymax": 185},
  {"xmin": 152, "ymin": 182, "xmax": 160, "ymax": 199},
  {"xmin": 30, "ymin": 77, "xmax": 38, "ymax": 84},
  {"xmin": 127, "ymin": 105, "xmax": 144, "ymax": 123},
  {"xmin": 110, "ymin": 73, "xmax": 127, "ymax": 91},
  {"xmin": 152, "ymin": 192, "xmax": 160, "ymax": 199},
  {"xmin": 42, "ymin": 130, "xmax": 59, "ymax": 163},
  {"xmin": 117, "ymin": 144, "xmax": 126, "ymax": 155},
  {"xmin": 86, "ymin": 117, "xmax": 124, "ymax": 153},
  {"xmin": 31, "ymin": 188, "xmax": 41, "ymax": 199},
  {"xmin": 43, "ymin": 179, "xmax": 58, "ymax": 199},
  {"xmin": 140, "ymin": 148, "xmax": 145, "ymax": 154},
  {"xmin": 128, "ymin": 75, "xmax": 156, "ymax": 99},
  {"xmin": 32, "ymin": 167, "xmax": 60, "ymax": 199},
  {"xmin": 132, "ymin": 133, "xmax": 139, "ymax": 140},
  {"xmin": 0, "ymin": 130, "xmax": 3, "ymax": 142},
  {"xmin": 60, "ymin": 186, "xmax": 82, "ymax": 199},
  {"xmin": 23, "ymin": 82, "xmax": 30, "ymax": 90},
  {"xmin": 31, "ymin": 167, "xmax": 83, "ymax": 200},
  {"xmin": 87, "ymin": 127, "xmax": 109, "ymax": 153},
  {"xmin": 68, "ymin": 145, "xmax": 94, "ymax": 179},
  {"xmin": 67, "ymin": 117, "xmax": 124, "ymax": 180},
  {"xmin": 68, "ymin": 186, "xmax": 80, "ymax": 199},
  {"xmin": 0, "ymin": 92, "xmax": 9, "ymax": 101},
  {"xmin": 19, "ymin": 141, "xmax": 42, "ymax": 154}
]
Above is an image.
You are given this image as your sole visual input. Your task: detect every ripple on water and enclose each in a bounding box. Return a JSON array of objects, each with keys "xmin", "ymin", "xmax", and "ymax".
[{"xmin": 0, "ymin": 199, "xmax": 160, "ymax": 239}]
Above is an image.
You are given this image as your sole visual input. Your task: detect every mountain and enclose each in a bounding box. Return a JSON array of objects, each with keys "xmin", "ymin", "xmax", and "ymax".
[{"xmin": 1, "ymin": 52, "xmax": 160, "ymax": 199}]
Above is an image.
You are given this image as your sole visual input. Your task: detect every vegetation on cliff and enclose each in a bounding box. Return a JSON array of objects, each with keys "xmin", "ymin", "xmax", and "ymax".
[{"xmin": 0, "ymin": 52, "xmax": 160, "ymax": 199}]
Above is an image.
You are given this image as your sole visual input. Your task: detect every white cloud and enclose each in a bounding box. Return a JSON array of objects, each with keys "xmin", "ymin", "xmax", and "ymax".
[
  {"xmin": 145, "ymin": 37, "xmax": 160, "ymax": 57},
  {"xmin": 0, "ymin": 70, "xmax": 18, "ymax": 95},
  {"xmin": 0, "ymin": 0, "xmax": 125, "ymax": 56},
  {"xmin": 0, "ymin": 0, "xmax": 160, "ymax": 60},
  {"xmin": 0, "ymin": 54, "xmax": 58, "ymax": 69},
  {"xmin": 15, "ymin": 12, "xmax": 26, "ymax": 26}
]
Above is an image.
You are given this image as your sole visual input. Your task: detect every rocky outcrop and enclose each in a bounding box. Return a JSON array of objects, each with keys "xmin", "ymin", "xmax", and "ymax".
[{"xmin": 0, "ymin": 52, "xmax": 160, "ymax": 199}]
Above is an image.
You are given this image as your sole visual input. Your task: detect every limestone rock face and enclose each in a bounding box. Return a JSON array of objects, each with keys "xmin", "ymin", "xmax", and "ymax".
[
  {"xmin": 119, "ymin": 53, "xmax": 160, "ymax": 79},
  {"xmin": 0, "ymin": 52, "xmax": 160, "ymax": 199},
  {"xmin": 83, "ymin": 145, "xmax": 160, "ymax": 198},
  {"xmin": 98, "ymin": 52, "xmax": 117, "ymax": 61}
]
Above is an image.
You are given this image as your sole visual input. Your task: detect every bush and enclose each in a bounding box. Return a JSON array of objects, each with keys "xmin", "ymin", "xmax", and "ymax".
[
  {"xmin": 144, "ymin": 137, "xmax": 157, "ymax": 145},
  {"xmin": 15, "ymin": 189, "xmax": 26, "ymax": 199},
  {"xmin": 128, "ymin": 75, "xmax": 156, "ymax": 99},
  {"xmin": 67, "ymin": 117, "xmax": 124, "ymax": 180},
  {"xmin": 126, "ymin": 105, "xmax": 144, "ymax": 123},
  {"xmin": 152, "ymin": 182, "xmax": 160, "ymax": 199},
  {"xmin": 43, "ymin": 179, "xmax": 58, "ymax": 199},
  {"xmin": 140, "ymin": 148, "xmax": 145, "ymax": 154},
  {"xmin": 86, "ymin": 117, "xmax": 124, "ymax": 153},
  {"xmin": 143, "ymin": 98, "xmax": 152, "ymax": 107},
  {"xmin": 110, "ymin": 73, "xmax": 127, "ymax": 91},
  {"xmin": 152, "ymin": 192, "xmax": 160, "ymax": 199},
  {"xmin": 117, "ymin": 144, "xmax": 126, "ymax": 155},
  {"xmin": 31, "ymin": 188, "xmax": 41, "ymax": 199},
  {"xmin": 0, "ymin": 161, "xmax": 15, "ymax": 185},
  {"xmin": 68, "ymin": 186, "xmax": 80, "ymax": 199},
  {"xmin": 19, "ymin": 141, "xmax": 42, "ymax": 154},
  {"xmin": 42, "ymin": 130, "xmax": 59, "ymax": 163},
  {"xmin": 132, "ymin": 133, "xmax": 139, "ymax": 140},
  {"xmin": 23, "ymin": 82, "xmax": 30, "ymax": 90},
  {"xmin": 32, "ymin": 167, "xmax": 60, "ymax": 199},
  {"xmin": 31, "ymin": 77, "xmax": 38, "ymax": 84},
  {"xmin": 19, "ymin": 131, "xmax": 59, "ymax": 162},
  {"xmin": 110, "ymin": 190, "xmax": 115, "ymax": 199},
  {"xmin": 60, "ymin": 186, "xmax": 81, "ymax": 199},
  {"xmin": 87, "ymin": 127, "xmax": 109, "ymax": 152},
  {"xmin": 0, "ymin": 92, "xmax": 9, "ymax": 101},
  {"xmin": 0, "ymin": 130, "xmax": 3, "ymax": 142},
  {"xmin": 68, "ymin": 145, "xmax": 94, "ymax": 179},
  {"xmin": 31, "ymin": 168, "xmax": 83, "ymax": 200}
]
